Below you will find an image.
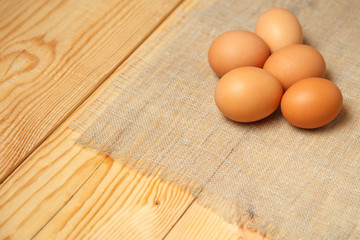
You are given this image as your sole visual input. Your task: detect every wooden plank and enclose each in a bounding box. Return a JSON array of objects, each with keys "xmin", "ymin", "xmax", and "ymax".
[
  {"xmin": 33, "ymin": 157, "xmax": 194, "ymax": 240},
  {"xmin": 0, "ymin": 127, "xmax": 107, "ymax": 239},
  {"xmin": 0, "ymin": 0, "xmax": 183, "ymax": 182},
  {"xmin": 0, "ymin": 93, "xmax": 109, "ymax": 239}
]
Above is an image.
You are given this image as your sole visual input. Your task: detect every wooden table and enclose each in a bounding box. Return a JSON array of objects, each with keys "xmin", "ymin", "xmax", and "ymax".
[{"xmin": 0, "ymin": 0, "xmax": 267, "ymax": 239}]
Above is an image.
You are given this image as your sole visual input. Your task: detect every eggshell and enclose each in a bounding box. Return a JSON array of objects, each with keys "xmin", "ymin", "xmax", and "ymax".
[
  {"xmin": 256, "ymin": 8, "xmax": 303, "ymax": 52},
  {"xmin": 215, "ymin": 67, "xmax": 283, "ymax": 122},
  {"xmin": 263, "ymin": 44, "xmax": 326, "ymax": 90},
  {"xmin": 208, "ymin": 30, "xmax": 270, "ymax": 76},
  {"xmin": 281, "ymin": 77, "xmax": 343, "ymax": 129}
]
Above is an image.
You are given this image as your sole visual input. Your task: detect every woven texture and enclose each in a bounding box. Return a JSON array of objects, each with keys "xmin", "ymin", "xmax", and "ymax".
[{"xmin": 71, "ymin": 0, "xmax": 360, "ymax": 239}]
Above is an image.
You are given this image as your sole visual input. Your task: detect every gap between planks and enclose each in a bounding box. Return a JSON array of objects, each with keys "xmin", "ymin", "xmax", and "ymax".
[
  {"xmin": 0, "ymin": 0, "xmax": 193, "ymax": 238},
  {"xmin": 0, "ymin": 0, "xmax": 186, "ymax": 238},
  {"xmin": 0, "ymin": 0, "xmax": 184, "ymax": 184},
  {"xmin": 0, "ymin": 0, "xmax": 183, "ymax": 183},
  {"xmin": 31, "ymin": 1, "xmax": 195, "ymax": 236}
]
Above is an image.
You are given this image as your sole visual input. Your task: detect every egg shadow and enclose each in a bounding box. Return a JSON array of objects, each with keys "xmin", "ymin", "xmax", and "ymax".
[
  {"xmin": 302, "ymin": 37, "xmax": 334, "ymax": 80},
  {"xmin": 222, "ymin": 107, "xmax": 284, "ymax": 130},
  {"xmin": 221, "ymin": 104, "xmax": 348, "ymax": 133},
  {"xmin": 302, "ymin": 36, "xmax": 312, "ymax": 46},
  {"xmin": 324, "ymin": 69, "xmax": 334, "ymax": 80}
]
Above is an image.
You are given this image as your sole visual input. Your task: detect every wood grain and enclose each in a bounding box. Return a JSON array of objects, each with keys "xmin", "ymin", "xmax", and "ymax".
[
  {"xmin": 0, "ymin": 116, "xmax": 108, "ymax": 239},
  {"xmin": 0, "ymin": 0, "xmax": 183, "ymax": 182},
  {"xmin": 33, "ymin": 157, "xmax": 194, "ymax": 240},
  {"xmin": 0, "ymin": 36, "xmax": 194, "ymax": 240}
]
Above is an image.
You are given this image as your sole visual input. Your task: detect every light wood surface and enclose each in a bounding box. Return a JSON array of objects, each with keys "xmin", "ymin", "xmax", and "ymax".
[
  {"xmin": 0, "ymin": 0, "xmax": 182, "ymax": 182},
  {"xmin": 0, "ymin": 0, "xmax": 266, "ymax": 239},
  {"xmin": 164, "ymin": 203, "xmax": 268, "ymax": 240}
]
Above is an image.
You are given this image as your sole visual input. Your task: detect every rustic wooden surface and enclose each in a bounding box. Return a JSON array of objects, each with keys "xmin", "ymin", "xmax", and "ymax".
[
  {"xmin": 0, "ymin": 0, "xmax": 182, "ymax": 183},
  {"xmin": 0, "ymin": 0, "xmax": 267, "ymax": 239}
]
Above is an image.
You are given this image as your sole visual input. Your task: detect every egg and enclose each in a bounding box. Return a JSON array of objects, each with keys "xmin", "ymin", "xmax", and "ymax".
[
  {"xmin": 263, "ymin": 44, "xmax": 326, "ymax": 90},
  {"xmin": 208, "ymin": 30, "xmax": 270, "ymax": 76},
  {"xmin": 281, "ymin": 78, "xmax": 343, "ymax": 129},
  {"xmin": 215, "ymin": 67, "xmax": 283, "ymax": 122},
  {"xmin": 255, "ymin": 8, "xmax": 303, "ymax": 52}
]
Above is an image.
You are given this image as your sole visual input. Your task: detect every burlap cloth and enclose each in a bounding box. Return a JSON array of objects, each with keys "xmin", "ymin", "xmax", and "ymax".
[{"xmin": 71, "ymin": 0, "xmax": 360, "ymax": 239}]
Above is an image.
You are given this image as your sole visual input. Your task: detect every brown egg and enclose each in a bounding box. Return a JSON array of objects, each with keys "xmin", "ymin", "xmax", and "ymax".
[
  {"xmin": 281, "ymin": 78, "xmax": 343, "ymax": 129},
  {"xmin": 256, "ymin": 8, "xmax": 303, "ymax": 52},
  {"xmin": 263, "ymin": 44, "xmax": 326, "ymax": 90},
  {"xmin": 215, "ymin": 67, "xmax": 283, "ymax": 122},
  {"xmin": 208, "ymin": 30, "xmax": 270, "ymax": 76}
]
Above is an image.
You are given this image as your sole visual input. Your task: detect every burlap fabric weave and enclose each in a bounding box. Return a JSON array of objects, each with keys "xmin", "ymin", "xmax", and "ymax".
[{"xmin": 71, "ymin": 0, "xmax": 360, "ymax": 239}]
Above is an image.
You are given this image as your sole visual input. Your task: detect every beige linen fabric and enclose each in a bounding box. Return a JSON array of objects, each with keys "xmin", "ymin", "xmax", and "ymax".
[{"xmin": 71, "ymin": 0, "xmax": 360, "ymax": 239}]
